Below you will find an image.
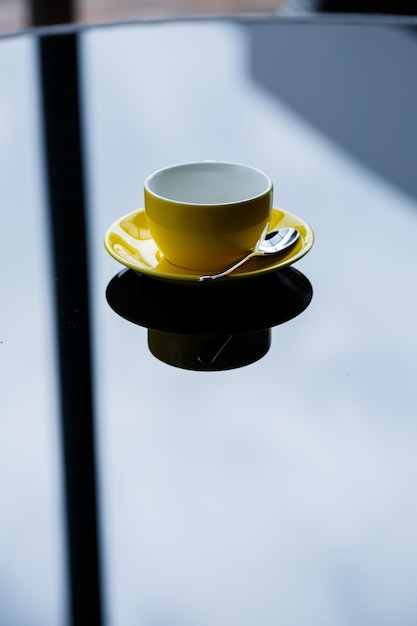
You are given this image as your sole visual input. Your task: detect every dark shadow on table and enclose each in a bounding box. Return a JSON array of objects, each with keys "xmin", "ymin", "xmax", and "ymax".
[{"xmin": 106, "ymin": 267, "xmax": 313, "ymax": 371}]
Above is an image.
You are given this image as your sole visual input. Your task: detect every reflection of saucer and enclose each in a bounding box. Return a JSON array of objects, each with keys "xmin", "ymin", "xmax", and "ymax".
[
  {"xmin": 106, "ymin": 266, "xmax": 313, "ymax": 335},
  {"xmin": 104, "ymin": 207, "xmax": 314, "ymax": 283},
  {"xmin": 106, "ymin": 267, "xmax": 313, "ymax": 371}
]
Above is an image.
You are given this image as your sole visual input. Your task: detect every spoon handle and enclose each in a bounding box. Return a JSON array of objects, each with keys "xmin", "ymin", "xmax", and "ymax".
[{"xmin": 198, "ymin": 250, "xmax": 257, "ymax": 281}]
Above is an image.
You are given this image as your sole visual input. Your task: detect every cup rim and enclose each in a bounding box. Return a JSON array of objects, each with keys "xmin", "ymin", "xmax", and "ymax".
[{"xmin": 144, "ymin": 161, "xmax": 273, "ymax": 207}]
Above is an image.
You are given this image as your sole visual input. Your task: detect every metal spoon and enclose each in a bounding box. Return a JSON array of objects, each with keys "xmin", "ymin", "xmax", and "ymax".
[{"xmin": 198, "ymin": 227, "xmax": 299, "ymax": 282}]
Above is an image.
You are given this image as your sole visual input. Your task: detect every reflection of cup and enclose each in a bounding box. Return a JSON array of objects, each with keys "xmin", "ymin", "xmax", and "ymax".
[
  {"xmin": 144, "ymin": 161, "xmax": 272, "ymax": 271},
  {"xmin": 106, "ymin": 266, "xmax": 313, "ymax": 372},
  {"xmin": 148, "ymin": 330, "xmax": 271, "ymax": 371}
]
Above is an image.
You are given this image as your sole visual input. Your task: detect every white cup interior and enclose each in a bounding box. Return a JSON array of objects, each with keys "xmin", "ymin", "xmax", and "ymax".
[{"xmin": 145, "ymin": 162, "xmax": 272, "ymax": 205}]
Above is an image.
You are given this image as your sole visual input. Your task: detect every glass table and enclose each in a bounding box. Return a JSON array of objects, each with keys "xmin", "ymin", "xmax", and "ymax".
[{"xmin": 1, "ymin": 12, "xmax": 417, "ymax": 626}]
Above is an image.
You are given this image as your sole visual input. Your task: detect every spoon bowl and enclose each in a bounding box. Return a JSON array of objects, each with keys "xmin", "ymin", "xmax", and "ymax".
[{"xmin": 198, "ymin": 227, "xmax": 299, "ymax": 281}]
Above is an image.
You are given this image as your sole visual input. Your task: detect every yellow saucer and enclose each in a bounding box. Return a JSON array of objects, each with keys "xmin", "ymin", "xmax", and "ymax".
[{"xmin": 104, "ymin": 207, "xmax": 314, "ymax": 282}]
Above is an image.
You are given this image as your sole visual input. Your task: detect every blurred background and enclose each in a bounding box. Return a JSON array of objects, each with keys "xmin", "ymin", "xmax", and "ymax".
[{"xmin": 1, "ymin": 0, "xmax": 416, "ymax": 34}]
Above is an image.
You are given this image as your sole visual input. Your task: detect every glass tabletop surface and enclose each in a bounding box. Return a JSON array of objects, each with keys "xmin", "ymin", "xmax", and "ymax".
[{"xmin": 1, "ymin": 14, "xmax": 417, "ymax": 626}]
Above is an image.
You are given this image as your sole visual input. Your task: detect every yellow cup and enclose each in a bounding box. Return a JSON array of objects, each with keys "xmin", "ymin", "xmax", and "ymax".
[{"xmin": 144, "ymin": 161, "xmax": 273, "ymax": 271}]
